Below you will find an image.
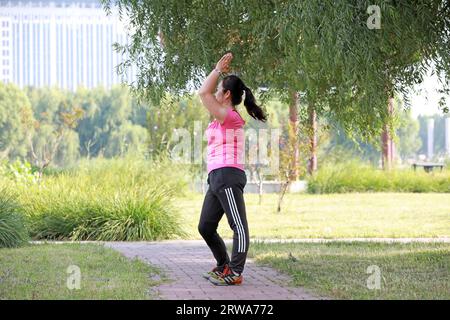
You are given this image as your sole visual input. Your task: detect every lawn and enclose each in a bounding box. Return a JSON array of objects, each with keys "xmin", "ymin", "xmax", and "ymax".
[
  {"xmin": 176, "ymin": 192, "xmax": 450, "ymax": 239},
  {"xmin": 0, "ymin": 243, "xmax": 165, "ymax": 299},
  {"xmin": 248, "ymin": 241, "xmax": 450, "ymax": 299}
]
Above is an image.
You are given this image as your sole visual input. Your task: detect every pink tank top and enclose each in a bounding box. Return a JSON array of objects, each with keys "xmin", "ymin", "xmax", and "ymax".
[{"xmin": 206, "ymin": 107, "xmax": 246, "ymax": 174}]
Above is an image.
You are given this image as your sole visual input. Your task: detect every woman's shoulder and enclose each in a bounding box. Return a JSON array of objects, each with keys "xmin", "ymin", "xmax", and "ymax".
[
  {"xmin": 232, "ymin": 109, "xmax": 245, "ymax": 123},
  {"xmin": 222, "ymin": 107, "xmax": 245, "ymax": 128}
]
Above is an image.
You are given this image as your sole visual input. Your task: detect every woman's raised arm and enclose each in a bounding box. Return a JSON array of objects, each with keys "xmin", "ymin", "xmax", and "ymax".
[{"xmin": 198, "ymin": 53, "xmax": 233, "ymax": 122}]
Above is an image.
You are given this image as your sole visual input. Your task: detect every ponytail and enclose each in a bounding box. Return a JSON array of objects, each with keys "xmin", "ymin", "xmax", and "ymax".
[
  {"xmin": 221, "ymin": 74, "xmax": 267, "ymax": 122},
  {"xmin": 243, "ymin": 86, "xmax": 267, "ymax": 122}
]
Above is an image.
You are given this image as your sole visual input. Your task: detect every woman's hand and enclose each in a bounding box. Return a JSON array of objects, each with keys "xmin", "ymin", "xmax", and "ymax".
[{"xmin": 215, "ymin": 52, "xmax": 233, "ymax": 73}]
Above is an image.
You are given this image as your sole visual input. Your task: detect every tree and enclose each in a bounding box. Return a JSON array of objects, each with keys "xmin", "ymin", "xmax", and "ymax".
[
  {"xmin": 74, "ymin": 85, "xmax": 149, "ymax": 158},
  {"xmin": 396, "ymin": 109, "xmax": 422, "ymax": 161},
  {"xmin": 73, "ymin": 86, "xmax": 103, "ymax": 158},
  {"xmin": 0, "ymin": 83, "xmax": 32, "ymax": 160},
  {"xmin": 104, "ymin": 122, "xmax": 149, "ymax": 157},
  {"xmin": 146, "ymin": 96, "xmax": 210, "ymax": 156},
  {"xmin": 25, "ymin": 86, "xmax": 82, "ymax": 167},
  {"xmin": 54, "ymin": 129, "xmax": 80, "ymax": 166},
  {"xmin": 318, "ymin": 96, "xmax": 422, "ymax": 166},
  {"xmin": 25, "ymin": 86, "xmax": 66, "ymax": 125},
  {"xmin": 319, "ymin": 123, "xmax": 381, "ymax": 167},
  {"xmin": 25, "ymin": 98, "xmax": 83, "ymax": 179},
  {"xmin": 103, "ymin": 0, "xmax": 450, "ymax": 176}
]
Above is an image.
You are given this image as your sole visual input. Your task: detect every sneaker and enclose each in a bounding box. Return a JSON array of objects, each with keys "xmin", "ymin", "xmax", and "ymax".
[
  {"xmin": 202, "ymin": 264, "xmax": 228, "ymax": 280},
  {"xmin": 209, "ymin": 267, "xmax": 243, "ymax": 286}
]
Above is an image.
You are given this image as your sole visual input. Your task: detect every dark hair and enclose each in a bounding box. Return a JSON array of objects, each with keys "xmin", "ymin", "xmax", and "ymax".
[{"xmin": 221, "ymin": 75, "xmax": 267, "ymax": 122}]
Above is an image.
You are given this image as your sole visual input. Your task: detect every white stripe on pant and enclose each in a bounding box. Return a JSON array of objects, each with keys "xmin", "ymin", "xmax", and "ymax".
[{"xmin": 225, "ymin": 187, "xmax": 246, "ymax": 253}]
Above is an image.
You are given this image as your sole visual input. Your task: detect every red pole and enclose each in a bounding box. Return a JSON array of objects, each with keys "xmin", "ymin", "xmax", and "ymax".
[{"xmin": 307, "ymin": 103, "xmax": 317, "ymax": 175}]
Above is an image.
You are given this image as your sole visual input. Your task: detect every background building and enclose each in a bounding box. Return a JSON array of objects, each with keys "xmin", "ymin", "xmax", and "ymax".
[{"xmin": 0, "ymin": 0, "xmax": 135, "ymax": 90}]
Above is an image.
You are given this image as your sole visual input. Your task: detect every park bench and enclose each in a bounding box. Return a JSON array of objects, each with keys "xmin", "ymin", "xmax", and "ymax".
[{"xmin": 411, "ymin": 162, "xmax": 445, "ymax": 173}]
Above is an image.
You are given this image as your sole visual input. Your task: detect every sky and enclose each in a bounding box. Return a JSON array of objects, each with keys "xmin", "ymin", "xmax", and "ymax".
[{"xmin": 409, "ymin": 71, "xmax": 449, "ymax": 119}]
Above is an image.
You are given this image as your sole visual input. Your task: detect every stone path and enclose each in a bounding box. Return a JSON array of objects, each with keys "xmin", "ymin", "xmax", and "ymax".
[{"xmin": 105, "ymin": 240, "xmax": 323, "ymax": 300}]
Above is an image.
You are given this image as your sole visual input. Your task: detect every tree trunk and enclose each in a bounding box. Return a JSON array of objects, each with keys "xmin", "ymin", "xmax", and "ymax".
[
  {"xmin": 381, "ymin": 97, "xmax": 395, "ymax": 170},
  {"xmin": 277, "ymin": 178, "xmax": 290, "ymax": 213},
  {"xmin": 257, "ymin": 166, "xmax": 263, "ymax": 205},
  {"xmin": 307, "ymin": 104, "xmax": 318, "ymax": 175},
  {"xmin": 278, "ymin": 91, "xmax": 299, "ymax": 213},
  {"xmin": 288, "ymin": 92, "xmax": 299, "ymax": 180}
]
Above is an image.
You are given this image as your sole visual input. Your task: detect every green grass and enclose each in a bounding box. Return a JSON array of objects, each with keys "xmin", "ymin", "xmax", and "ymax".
[
  {"xmin": 176, "ymin": 192, "xmax": 450, "ymax": 239},
  {"xmin": 248, "ymin": 241, "xmax": 450, "ymax": 299},
  {"xmin": 0, "ymin": 243, "xmax": 165, "ymax": 299}
]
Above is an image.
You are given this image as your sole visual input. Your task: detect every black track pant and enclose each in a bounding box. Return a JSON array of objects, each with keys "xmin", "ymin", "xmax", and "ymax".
[{"xmin": 198, "ymin": 167, "xmax": 249, "ymax": 274}]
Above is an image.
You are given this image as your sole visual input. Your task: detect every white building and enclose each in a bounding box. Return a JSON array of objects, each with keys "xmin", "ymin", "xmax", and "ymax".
[
  {"xmin": 0, "ymin": 0, "xmax": 136, "ymax": 90},
  {"xmin": 446, "ymin": 117, "xmax": 450, "ymax": 156}
]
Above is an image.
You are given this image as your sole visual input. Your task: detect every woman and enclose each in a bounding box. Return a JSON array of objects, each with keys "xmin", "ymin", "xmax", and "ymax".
[{"xmin": 198, "ymin": 53, "xmax": 267, "ymax": 286}]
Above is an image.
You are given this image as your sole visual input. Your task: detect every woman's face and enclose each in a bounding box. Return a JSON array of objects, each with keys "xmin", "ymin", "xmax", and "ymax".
[{"xmin": 215, "ymin": 81, "xmax": 231, "ymax": 105}]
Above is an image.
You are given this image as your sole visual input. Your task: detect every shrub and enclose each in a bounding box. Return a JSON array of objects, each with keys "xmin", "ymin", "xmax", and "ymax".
[
  {"xmin": 21, "ymin": 157, "xmax": 189, "ymax": 241},
  {"xmin": 25, "ymin": 186, "xmax": 185, "ymax": 241},
  {"xmin": 0, "ymin": 160, "xmax": 39, "ymax": 185},
  {"xmin": 0, "ymin": 187, "xmax": 29, "ymax": 248},
  {"xmin": 307, "ymin": 160, "xmax": 450, "ymax": 193}
]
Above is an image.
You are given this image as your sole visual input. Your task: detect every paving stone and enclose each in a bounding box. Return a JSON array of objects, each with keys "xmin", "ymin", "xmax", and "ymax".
[{"xmin": 105, "ymin": 240, "xmax": 321, "ymax": 300}]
